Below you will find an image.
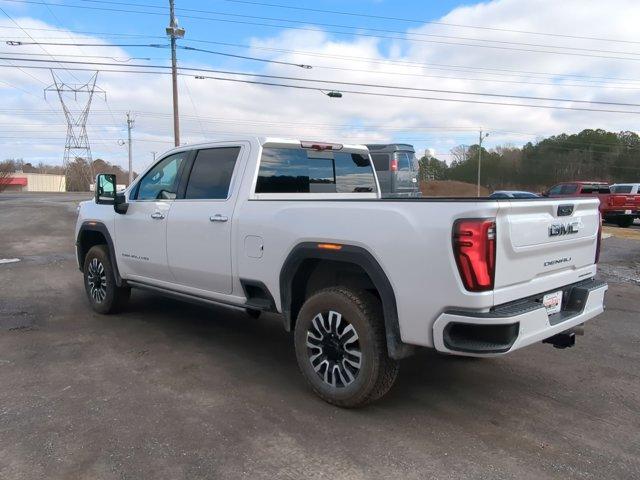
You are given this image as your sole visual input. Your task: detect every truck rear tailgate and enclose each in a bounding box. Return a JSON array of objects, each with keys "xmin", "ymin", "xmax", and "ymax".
[{"xmin": 493, "ymin": 198, "xmax": 599, "ymax": 303}]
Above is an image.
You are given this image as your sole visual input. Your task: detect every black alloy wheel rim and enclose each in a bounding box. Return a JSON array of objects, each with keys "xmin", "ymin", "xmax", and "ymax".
[
  {"xmin": 306, "ymin": 310, "xmax": 362, "ymax": 388},
  {"xmin": 87, "ymin": 258, "xmax": 107, "ymax": 303}
]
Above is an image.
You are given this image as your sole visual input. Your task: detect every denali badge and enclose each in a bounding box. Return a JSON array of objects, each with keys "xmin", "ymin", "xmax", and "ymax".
[
  {"xmin": 549, "ymin": 221, "xmax": 580, "ymax": 237},
  {"xmin": 544, "ymin": 257, "xmax": 572, "ymax": 267}
]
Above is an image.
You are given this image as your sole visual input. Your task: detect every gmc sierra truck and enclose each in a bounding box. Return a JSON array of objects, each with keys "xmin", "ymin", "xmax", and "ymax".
[{"xmin": 76, "ymin": 137, "xmax": 608, "ymax": 407}]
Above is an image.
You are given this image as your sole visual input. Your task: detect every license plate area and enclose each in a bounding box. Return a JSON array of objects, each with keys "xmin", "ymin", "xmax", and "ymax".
[
  {"xmin": 542, "ymin": 290, "xmax": 563, "ymax": 316},
  {"xmin": 625, "ymin": 209, "xmax": 632, "ymax": 215}
]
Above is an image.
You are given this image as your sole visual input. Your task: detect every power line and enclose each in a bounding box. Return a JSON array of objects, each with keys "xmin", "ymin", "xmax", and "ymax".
[
  {"xmin": 201, "ymin": 0, "xmax": 640, "ymax": 46},
  {"xmin": 7, "ymin": 24, "xmax": 640, "ymax": 86},
  {"xmin": 14, "ymin": 41, "xmax": 640, "ymax": 93},
  {"xmin": 0, "ymin": 5, "xmax": 85, "ymax": 83},
  {"xmin": 4, "ymin": 54, "xmax": 640, "ymax": 108},
  {"xmin": 15, "ymin": 49, "xmax": 640, "ymax": 92},
  {"xmin": 3, "ymin": 60, "xmax": 640, "ymax": 115},
  {"xmin": 6, "ymin": 0, "xmax": 640, "ymax": 62},
  {"xmin": 8, "ymin": 40, "xmax": 313, "ymax": 68},
  {"xmin": 71, "ymin": 0, "xmax": 640, "ymax": 57}
]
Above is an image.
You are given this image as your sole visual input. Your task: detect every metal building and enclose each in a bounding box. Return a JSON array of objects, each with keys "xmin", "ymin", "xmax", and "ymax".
[{"xmin": 1, "ymin": 173, "xmax": 66, "ymax": 192}]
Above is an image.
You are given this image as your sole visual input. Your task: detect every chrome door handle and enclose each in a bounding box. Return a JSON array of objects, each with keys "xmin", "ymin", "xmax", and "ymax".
[
  {"xmin": 150, "ymin": 212, "xmax": 165, "ymax": 220},
  {"xmin": 209, "ymin": 214, "xmax": 228, "ymax": 222}
]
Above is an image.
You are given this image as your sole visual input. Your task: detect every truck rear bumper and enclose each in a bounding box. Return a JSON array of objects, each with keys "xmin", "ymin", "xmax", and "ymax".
[
  {"xmin": 604, "ymin": 210, "xmax": 638, "ymax": 218},
  {"xmin": 432, "ymin": 278, "xmax": 608, "ymax": 357}
]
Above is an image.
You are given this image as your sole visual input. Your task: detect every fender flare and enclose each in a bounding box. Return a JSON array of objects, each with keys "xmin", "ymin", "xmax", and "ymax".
[
  {"xmin": 76, "ymin": 221, "xmax": 123, "ymax": 287},
  {"xmin": 279, "ymin": 242, "xmax": 414, "ymax": 359}
]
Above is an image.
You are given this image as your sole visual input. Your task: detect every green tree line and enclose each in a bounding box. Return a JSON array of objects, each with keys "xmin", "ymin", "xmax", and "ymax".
[{"xmin": 419, "ymin": 129, "xmax": 640, "ymax": 190}]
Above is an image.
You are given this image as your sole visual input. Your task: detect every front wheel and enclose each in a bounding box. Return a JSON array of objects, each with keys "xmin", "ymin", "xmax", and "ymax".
[
  {"xmin": 83, "ymin": 245, "xmax": 130, "ymax": 314},
  {"xmin": 294, "ymin": 287, "xmax": 399, "ymax": 408}
]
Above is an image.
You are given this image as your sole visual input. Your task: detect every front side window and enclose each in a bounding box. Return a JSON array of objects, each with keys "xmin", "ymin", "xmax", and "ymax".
[
  {"xmin": 184, "ymin": 147, "xmax": 240, "ymax": 200},
  {"xmin": 135, "ymin": 152, "xmax": 186, "ymax": 200},
  {"xmin": 256, "ymin": 147, "xmax": 376, "ymax": 194},
  {"xmin": 548, "ymin": 184, "xmax": 563, "ymax": 195},
  {"xmin": 560, "ymin": 184, "xmax": 578, "ymax": 195}
]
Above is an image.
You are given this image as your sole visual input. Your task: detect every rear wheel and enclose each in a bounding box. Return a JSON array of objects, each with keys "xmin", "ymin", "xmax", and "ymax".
[
  {"xmin": 294, "ymin": 287, "xmax": 399, "ymax": 408},
  {"xmin": 83, "ymin": 245, "xmax": 130, "ymax": 314},
  {"xmin": 616, "ymin": 217, "xmax": 634, "ymax": 228}
]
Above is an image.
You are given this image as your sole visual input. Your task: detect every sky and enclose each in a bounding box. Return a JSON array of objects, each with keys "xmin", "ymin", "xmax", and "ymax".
[{"xmin": 1, "ymin": 0, "xmax": 640, "ymax": 173}]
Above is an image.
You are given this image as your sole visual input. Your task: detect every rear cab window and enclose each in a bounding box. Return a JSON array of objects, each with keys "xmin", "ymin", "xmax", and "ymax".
[
  {"xmin": 580, "ymin": 184, "xmax": 610, "ymax": 194},
  {"xmin": 254, "ymin": 143, "xmax": 378, "ymax": 198}
]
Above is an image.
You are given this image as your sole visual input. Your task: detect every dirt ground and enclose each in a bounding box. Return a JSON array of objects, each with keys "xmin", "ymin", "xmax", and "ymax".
[{"xmin": 1, "ymin": 193, "xmax": 639, "ymax": 480}]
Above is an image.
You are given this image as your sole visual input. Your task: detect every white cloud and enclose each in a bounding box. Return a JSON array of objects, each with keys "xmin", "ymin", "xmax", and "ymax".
[{"xmin": 1, "ymin": 1, "xmax": 640, "ymax": 171}]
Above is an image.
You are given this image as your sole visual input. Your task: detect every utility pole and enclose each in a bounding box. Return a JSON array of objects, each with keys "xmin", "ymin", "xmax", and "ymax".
[
  {"xmin": 477, "ymin": 130, "xmax": 489, "ymax": 197},
  {"xmin": 166, "ymin": 0, "xmax": 185, "ymax": 147},
  {"xmin": 126, "ymin": 112, "xmax": 135, "ymax": 184}
]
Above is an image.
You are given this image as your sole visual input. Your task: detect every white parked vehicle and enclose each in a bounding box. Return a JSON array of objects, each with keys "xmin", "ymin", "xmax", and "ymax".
[{"xmin": 76, "ymin": 137, "xmax": 608, "ymax": 407}]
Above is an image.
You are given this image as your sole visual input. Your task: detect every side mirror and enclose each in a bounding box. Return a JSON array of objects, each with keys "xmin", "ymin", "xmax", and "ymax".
[
  {"xmin": 95, "ymin": 174, "xmax": 116, "ymax": 205},
  {"xmin": 114, "ymin": 192, "xmax": 129, "ymax": 215}
]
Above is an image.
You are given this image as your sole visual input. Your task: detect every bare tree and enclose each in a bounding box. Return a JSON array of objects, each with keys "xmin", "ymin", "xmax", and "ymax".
[
  {"xmin": 449, "ymin": 145, "xmax": 468, "ymax": 165},
  {"xmin": 0, "ymin": 160, "xmax": 14, "ymax": 193}
]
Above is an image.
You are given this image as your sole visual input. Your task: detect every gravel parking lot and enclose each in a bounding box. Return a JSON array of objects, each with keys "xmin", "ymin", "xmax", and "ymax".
[{"xmin": 1, "ymin": 193, "xmax": 639, "ymax": 479}]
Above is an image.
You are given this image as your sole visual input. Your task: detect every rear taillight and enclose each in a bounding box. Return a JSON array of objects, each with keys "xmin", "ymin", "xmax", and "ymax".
[
  {"xmin": 595, "ymin": 213, "xmax": 602, "ymax": 263},
  {"xmin": 453, "ymin": 218, "xmax": 496, "ymax": 291},
  {"xmin": 390, "ymin": 159, "xmax": 398, "ymax": 171}
]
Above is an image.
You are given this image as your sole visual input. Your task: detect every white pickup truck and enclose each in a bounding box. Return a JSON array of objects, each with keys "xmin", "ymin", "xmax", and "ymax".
[{"xmin": 76, "ymin": 137, "xmax": 607, "ymax": 407}]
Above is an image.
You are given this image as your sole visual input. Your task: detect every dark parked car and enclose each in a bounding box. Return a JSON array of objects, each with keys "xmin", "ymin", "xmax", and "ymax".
[{"xmin": 489, "ymin": 190, "xmax": 540, "ymax": 199}]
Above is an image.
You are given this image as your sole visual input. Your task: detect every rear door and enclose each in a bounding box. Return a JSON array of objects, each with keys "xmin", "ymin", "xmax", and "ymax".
[
  {"xmin": 166, "ymin": 145, "xmax": 243, "ymax": 294},
  {"xmin": 493, "ymin": 198, "xmax": 600, "ymax": 291}
]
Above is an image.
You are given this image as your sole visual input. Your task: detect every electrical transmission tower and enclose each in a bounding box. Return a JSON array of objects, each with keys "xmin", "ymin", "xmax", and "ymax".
[{"xmin": 44, "ymin": 71, "xmax": 106, "ymax": 191}]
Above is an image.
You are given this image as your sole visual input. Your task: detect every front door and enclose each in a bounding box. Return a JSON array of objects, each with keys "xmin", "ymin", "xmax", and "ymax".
[
  {"xmin": 166, "ymin": 146, "xmax": 242, "ymax": 294},
  {"xmin": 114, "ymin": 151, "xmax": 188, "ymax": 283}
]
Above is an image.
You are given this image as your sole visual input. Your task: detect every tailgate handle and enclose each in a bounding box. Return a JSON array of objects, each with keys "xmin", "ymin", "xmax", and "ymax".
[{"xmin": 557, "ymin": 205, "xmax": 574, "ymax": 217}]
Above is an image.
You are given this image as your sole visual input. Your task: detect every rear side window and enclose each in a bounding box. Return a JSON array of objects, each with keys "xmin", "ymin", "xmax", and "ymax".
[
  {"xmin": 611, "ymin": 185, "xmax": 633, "ymax": 194},
  {"xmin": 185, "ymin": 147, "xmax": 240, "ymax": 199},
  {"xmin": 256, "ymin": 147, "xmax": 376, "ymax": 194},
  {"xmin": 371, "ymin": 154, "xmax": 389, "ymax": 171},
  {"xmin": 560, "ymin": 184, "xmax": 578, "ymax": 195}
]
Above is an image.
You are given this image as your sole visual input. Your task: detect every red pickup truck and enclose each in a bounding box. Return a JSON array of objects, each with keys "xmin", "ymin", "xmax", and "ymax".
[{"xmin": 544, "ymin": 181, "xmax": 639, "ymax": 228}]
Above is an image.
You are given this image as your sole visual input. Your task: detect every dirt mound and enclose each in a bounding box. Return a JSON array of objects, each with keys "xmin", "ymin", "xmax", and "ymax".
[{"xmin": 421, "ymin": 180, "xmax": 490, "ymax": 197}]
